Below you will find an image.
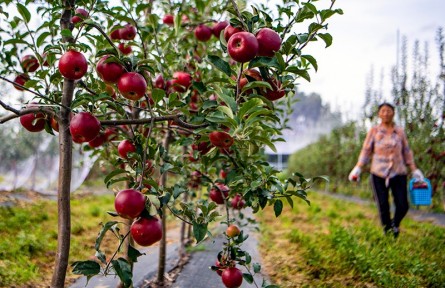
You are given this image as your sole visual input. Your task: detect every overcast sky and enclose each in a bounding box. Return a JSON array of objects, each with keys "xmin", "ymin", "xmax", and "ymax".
[{"xmin": 291, "ymin": 0, "xmax": 445, "ymax": 120}]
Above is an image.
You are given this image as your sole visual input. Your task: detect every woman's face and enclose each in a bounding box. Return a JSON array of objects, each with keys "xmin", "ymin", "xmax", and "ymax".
[{"xmin": 378, "ymin": 105, "xmax": 395, "ymax": 124}]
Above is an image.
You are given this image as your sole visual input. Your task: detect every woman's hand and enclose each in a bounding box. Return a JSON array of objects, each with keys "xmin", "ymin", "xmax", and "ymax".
[
  {"xmin": 348, "ymin": 166, "xmax": 362, "ymax": 182},
  {"xmin": 412, "ymin": 169, "xmax": 424, "ymax": 182}
]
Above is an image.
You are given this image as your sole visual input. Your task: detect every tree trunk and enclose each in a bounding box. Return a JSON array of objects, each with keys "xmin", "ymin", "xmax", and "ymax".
[
  {"xmin": 178, "ymin": 146, "xmax": 188, "ymax": 262},
  {"xmin": 51, "ymin": 2, "xmax": 75, "ymax": 287},
  {"xmin": 157, "ymin": 129, "xmax": 171, "ymax": 284}
]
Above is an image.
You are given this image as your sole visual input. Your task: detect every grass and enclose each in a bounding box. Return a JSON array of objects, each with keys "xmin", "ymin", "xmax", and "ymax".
[
  {"xmin": 0, "ymin": 193, "xmax": 117, "ymax": 288},
  {"xmin": 258, "ymin": 192, "xmax": 445, "ymax": 288}
]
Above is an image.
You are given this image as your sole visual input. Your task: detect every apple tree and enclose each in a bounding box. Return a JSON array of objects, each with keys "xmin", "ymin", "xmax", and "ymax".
[{"xmin": 0, "ymin": 0, "xmax": 342, "ymax": 287}]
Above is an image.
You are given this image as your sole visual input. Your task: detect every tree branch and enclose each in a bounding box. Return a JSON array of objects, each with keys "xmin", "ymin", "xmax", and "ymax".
[{"xmin": 0, "ymin": 106, "xmax": 56, "ymax": 124}]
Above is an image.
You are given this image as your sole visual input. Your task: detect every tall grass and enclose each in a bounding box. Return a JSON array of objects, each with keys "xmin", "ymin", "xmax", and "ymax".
[{"xmin": 258, "ymin": 192, "xmax": 445, "ymax": 288}]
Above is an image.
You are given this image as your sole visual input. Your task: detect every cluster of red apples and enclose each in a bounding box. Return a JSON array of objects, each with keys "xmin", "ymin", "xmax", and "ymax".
[{"xmin": 114, "ymin": 188, "xmax": 162, "ymax": 246}]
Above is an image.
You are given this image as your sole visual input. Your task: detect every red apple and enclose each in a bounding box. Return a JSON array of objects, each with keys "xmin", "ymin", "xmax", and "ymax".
[
  {"xmin": 118, "ymin": 139, "xmax": 136, "ymax": 159},
  {"xmin": 71, "ymin": 8, "xmax": 89, "ymax": 24},
  {"xmin": 351, "ymin": 175, "xmax": 358, "ymax": 182},
  {"xmin": 209, "ymin": 131, "xmax": 234, "ymax": 148},
  {"xmin": 154, "ymin": 74, "xmax": 165, "ymax": 89},
  {"xmin": 231, "ymin": 194, "xmax": 245, "ymax": 209},
  {"xmin": 226, "ymin": 225, "xmax": 240, "ymax": 238},
  {"xmin": 194, "ymin": 24, "xmax": 212, "ymax": 42},
  {"xmin": 104, "ymin": 127, "xmax": 118, "ymax": 141},
  {"xmin": 171, "ymin": 71, "xmax": 192, "ymax": 92},
  {"xmin": 69, "ymin": 112, "xmax": 101, "ymax": 143},
  {"xmin": 58, "ymin": 50, "xmax": 88, "ymax": 80},
  {"xmin": 213, "ymin": 21, "xmax": 229, "ymax": 38},
  {"xmin": 119, "ymin": 24, "xmax": 137, "ymax": 40},
  {"xmin": 110, "ymin": 27, "xmax": 122, "ymax": 40},
  {"xmin": 13, "ymin": 74, "xmax": 30, "ymax": 91},
  {"xmin": 224, "ymin": 25, "xmax": 243, "ymax": 42},
  {"xmin": 256, "ymin": 28, "xmax": 281, "ymax": 57},
  {"xmin": 96, "ymin": 56, "xmax": 125, "ymax": 83},
  {"xmin": 209, "ymin": 183, "xmax": 229, "ymax": 204},
  {"xmin": 20, "ymin": 104, "xmax": 46, "ymax": 132},
  {"xmin": 264, "ymin": 78, "xmax": 285, "ymax": 101},
  {"xmin": 162, "ymin": 14, "xmax": 174, "ymax": 26},
  {"xmin": 105, "ymin": 84, "xmax": 117, "ymax": 99},
  {"xmin": 215, "ymin": 260, "xmax": 225, "ymax": 276},
  {"xmin": 50, "ymin": 116, "xmax": 59, "ymax": 132},
  {"xmin": 239, "ymin": 69, "xmax": 263, "ymax": 94},
  {"xmin": 114, "ymin": 189, "xmax": 146, "ymax": 219},
  {"xmin": 192, "ymin": 141, "xmax": 212, "ymax": 155},
  {"xmin": 130, "ymin": 216, "xmax": 163, "ymax": 246},
  {"xmin": 221, "ymin": 267, "xmax": 243, "ymax": 288},
  {"xmin": 117, "ymin": 72, "xmax": 147, "ymax": 100},
  {"xmin": 88, "ymin": 133, "xmax": 107, "ymax": 148},
  {"xmin": 227, "ymin": 32, "xmax": 259, "ymax": 63},
  {"xmin": 21, "ymin": 55, "xmax": 39, "ymax": 73},
  {"xmin": 118, "ymin": 42, "xmax": 132, "ymax": 55}
]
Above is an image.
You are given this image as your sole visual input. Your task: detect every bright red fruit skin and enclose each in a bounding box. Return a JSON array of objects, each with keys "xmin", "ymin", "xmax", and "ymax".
[
  {"xmin": 110, "ymin": 28, "xmax": 121, "ymax": 40},
  {"xmin": 154, "ymin": 74, "xmax": 165, "ymax": 89},
  {"xmin": 118, "ymin": 43, "xmax": 132, "ymax": 55},
  {"xmin": 118, "ymin": 72, "xmax": 147, "ymax": 100},
  {"xmin": 69, "ymin": 112, "xmax": 101, "ymax": 143},
  {"xmin": 131, "ymin": 216, "xmax": 163, "ymax": 246},
  {"xmin": 118, "ymin": 139, "xmax": 136, "ymax": 159},
  {"xmin": 88, "ymin": 133, "xmax": 107, "ymax": 148},
  {"xmin": 209, "ymin": 131, "xmax": 234, "ymax": 148},
  {"xmin": 96, "ymin": 56, "xmax": 125, "ymax": 83},
  {"xmin": 13, "ymin": 74, "xmax": 29, "ymax": 91},
  {"xmin": 264, "ymin": 78, "xmax": 285, "ymax": 101},
  {"xmin": 58, "ymin": 50, "xmax": 88, "ymax": 80},
  {"xmin": 256, "ymin": 28, "xmax": 281, "ymax": 57},
  {"xmin": 119, "ymin": 24, "xmax": 137, "ymax": 40},
  {"xmin": 172, "ymin": 71, "xmax": 192, "ymax": 92},
  {"xmin": 227, "ymin": 32, "xmax": 259, "ymax": 63},
  {"xmin": 71, "ymin": 8, "xmax": 89, "ymax": 24},
  {"xmin": 209, "ymin": 183, "xmax": 229, "ymax": 204},
  {"xmin": 231, "ymin": 194, "xmax": 245, "ymax": 209},
  {"xmin": 194, "ymin": 24, "xmax": 212, "ymax": 42},
  {"xmin": 114, "ymin": 189, "xmax": 146, "ymax": 219},
  {"xmin": 21, "ymin": 55, "xmax": 39, "ymax": 73},
  {"xmin": 221, "ymin": 267, "xmax": 243, "ymax": 288},
  {"xmin": 213, "ymin": 21, "xmax": 229, "ymax": 38},
  {"xmin": 20, "ymin": 106, "xmax": 45, "ymax": 132},
  {"xmin": 224, "ymin": 25, "xmax": 243, "ymax": 42},
  {"xmin": 162, "ymin": 14, "xmax": 174, "ymax": 26}
]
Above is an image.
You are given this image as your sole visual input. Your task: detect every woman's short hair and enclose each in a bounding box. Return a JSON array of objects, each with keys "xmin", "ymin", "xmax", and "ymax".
[{"xmin": 378, "ymin": 102, "xmax": 395, "ymax": 112}]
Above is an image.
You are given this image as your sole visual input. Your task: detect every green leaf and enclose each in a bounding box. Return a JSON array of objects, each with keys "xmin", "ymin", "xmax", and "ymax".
[
  {"xmin": 127, "ymin": 245, "xmax": 144, "ymax": 263},
  {"xmin": 207, "ymin": 55, "xmax": 232, "ymax": 77},
  {"xmin": 16, "ymin": 3, "xmax": 31, "ymax": 23},
  {"xmin": 301, "ymin": 55, "xmax": 318, "ymax": 72},
  {"xmin": 193, "ymin": 222, "xmax": 208, "ymax": 243},
  {"xmin": 151, "ymin": 88, "xmax": 165, "ymax": 103},
  {"xmin": 274, "ymin": 199, "xmax": 283, "ymax": 217},
  {"xmin": 239, "ymin": 98, "xmax": 262, "ymax": 119},
  {"xmin": 318, "ymin": 33, "xmax": 333, "ymax": 48},
  {"xmin": 253, "ymin": 263, "xmax": 261, "ymax": 273},
  {"xmin": 36, "ymin": 32, "xmax": 51, "ymax": 47},
  {"xmin": 217, "ymin": 105, "xmax": 234, "ymax": 119},
  {"xmin": 71, "ymin": 260, "xmax": 100, "ymax": 277},
  {"xmin": 286, "ymin": 66, "xmax": 311, "ymax": 82},
  {"xmin": 248, "ymin": 57, "xmax": 281, "ymax": 70},
  {"xmin": 111, "ymin": 258, "xmax": 132, "ymax": 288},
  {"xmin": 312, "ymin": 175, "xmax": 329, "ymax": 183},
  {"xmin": 104, "ymin": 169, "xmax": 127, "ymax": 186},
  {"xmin": 285, "ymin": 196, "xmax": 294, "ymax": 209},
  {"xmin": 243, "ymin": 273, "xmax": 254, "ymax": 284},
  {"xmin": 95, "ymin": 221, "xmax": 118, "ymax": 251},
  {"xmin": 61, "ymin": 29, "xmax": 73, "ymax": 39},
  {"xmin": 217, "ymin": 91, "xmax": 237, "ymax": 113}
]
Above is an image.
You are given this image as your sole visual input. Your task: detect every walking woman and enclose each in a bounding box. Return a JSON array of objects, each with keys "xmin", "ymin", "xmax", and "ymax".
[{"xmin": 348, "ymin": 102, "xmax": 424, "ymax": 238}]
